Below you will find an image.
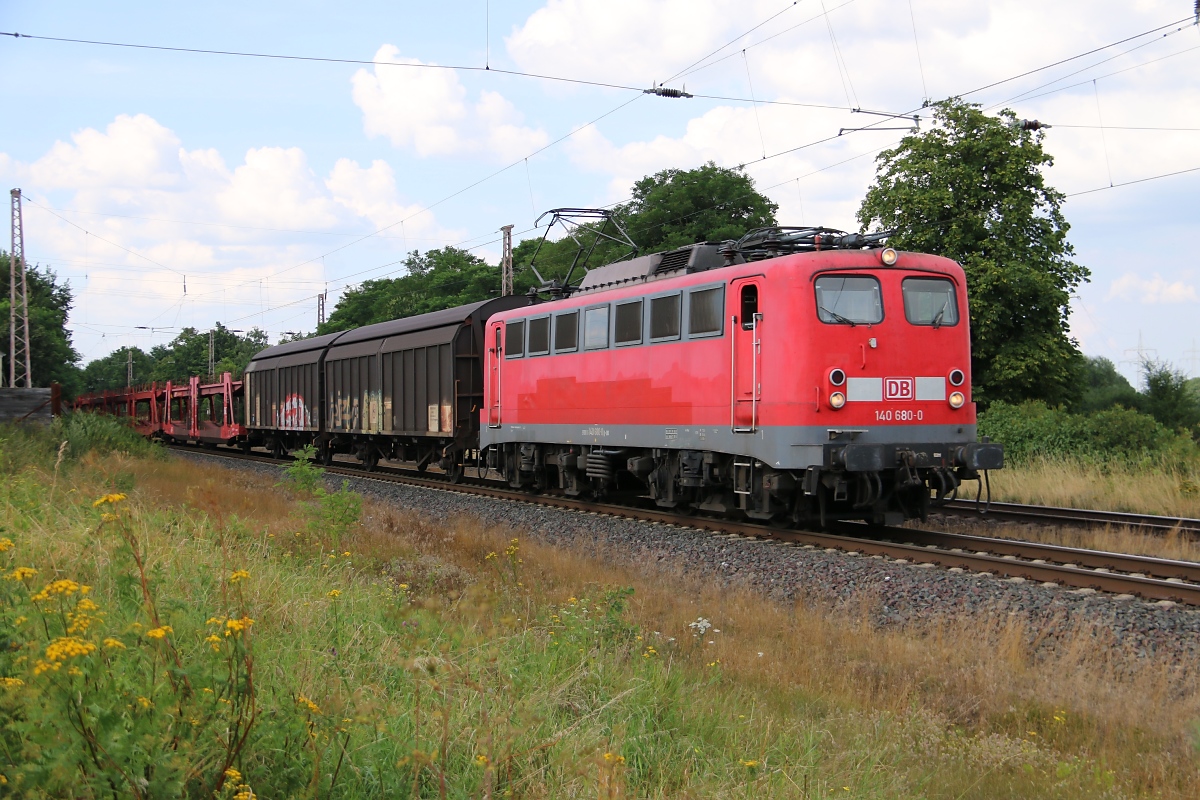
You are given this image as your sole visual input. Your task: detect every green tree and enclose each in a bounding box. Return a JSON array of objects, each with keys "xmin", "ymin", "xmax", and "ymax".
[
  {"xmin": 145, "ymin": 324, "xmax": 269, "ymax": 384},
  {"xmin": 0, "ymin": 256, "xmax": 81, "ymax": 394},
  {"xmin": 320, "ymin": 246, "xmax": 499, "ymax": 333},
  {"xmin": 511, "ymin": 162, "xmax": 778, "ymax": 291},
  {"xmin": 857, "ymin": 99, "xmax": 1088, "ymax": 406},
  {"xmin": 1076, "ymin": 356, "xmax": 1141, "ymax": 414},
  {"xmin": 621, "ymin": 161, "xmax": 778, "ymax": 252},
  {"xmin": 1141, "ymin": 360, "xmax": 1200, "ymax": 437},
  {"xmin": 80, "ymin": 346, "xmax": 155, "ymax": 392}
]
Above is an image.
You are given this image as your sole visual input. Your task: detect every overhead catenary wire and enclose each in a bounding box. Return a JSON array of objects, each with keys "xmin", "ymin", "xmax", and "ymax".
[
  {"xmin": 741, "ymin": 50, "xmax": 768, "ymax": 159},
  {"xmin": 44, "ymin": 13, "xmax": 1200, "ymax": 342},
  {"xmin": 1065, "ymin": 164, "xmax": 1200, "ymax": 197},
  {"xmin": 1092, "ymin": 80, "xmax": 1114, "ymax": 187},
  {"xmin": 820, "ymin": 0, "xmax": 857, "ymax": 108},
  {"xmin": 1001, "ymin": 41, "xmax": 1200, "ymax": 107},
  {"xmin": 672, "ymin": 0, "xmax": 858, "ymax": 83},
  {"xmin": 986, "ymin": 22, "xmax": 1196, "ymax": 112},
  {"xmin": 907, "ymin": 0, "xmax": 929, "ymax": 101}
]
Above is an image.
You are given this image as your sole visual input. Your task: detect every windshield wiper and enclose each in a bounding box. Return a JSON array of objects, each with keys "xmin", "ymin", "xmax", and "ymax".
[
  {"xmin": 819, "ymin": 306, "xmax": 856, "ymax": 326},
  {"xmin": 930, "ymin": 297, "xmax": 950, "ymax": 329}
]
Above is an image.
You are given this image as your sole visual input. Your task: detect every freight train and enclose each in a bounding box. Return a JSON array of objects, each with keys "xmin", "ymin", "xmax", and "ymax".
[{"xmin": 231, "ymin": 219, "xmax": 1004, "ymax": 526}]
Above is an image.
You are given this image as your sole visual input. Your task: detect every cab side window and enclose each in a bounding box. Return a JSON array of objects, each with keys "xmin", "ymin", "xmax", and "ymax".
[{"xmin": 505, "ymin": 320, "xmax": 525, "ymax": 357}]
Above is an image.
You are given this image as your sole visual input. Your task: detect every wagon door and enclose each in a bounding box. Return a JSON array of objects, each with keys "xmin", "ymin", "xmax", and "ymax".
[
  {"xmin": 731, "ymin": 278, "xmax": 763, "ymax": 432},
  {"xmin": 487, "ymin": 323, "xmax": 502, "ymax": 428}
]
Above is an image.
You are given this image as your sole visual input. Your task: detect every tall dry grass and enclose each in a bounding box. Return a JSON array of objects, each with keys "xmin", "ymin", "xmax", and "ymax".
[
  {"xmin": 987, "ymin": 458, "xmax": 1200, "ymax": 518},
  {"xmin": 936, "ymin": 516, "xmax": 1200, "ymax": 562},
  {"xmin": 12, "ymin": 446, "xmax": 1200, "ymax": 797},
  {"xmin": 333, "ymin": 474, "xmax": 1200, "ymax": 796}
]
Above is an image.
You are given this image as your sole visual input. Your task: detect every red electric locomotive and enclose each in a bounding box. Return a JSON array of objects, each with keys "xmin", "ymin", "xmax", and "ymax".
[{"xmin": 481, "ymin": 222, "xmax": 1003, "ymax": 526}]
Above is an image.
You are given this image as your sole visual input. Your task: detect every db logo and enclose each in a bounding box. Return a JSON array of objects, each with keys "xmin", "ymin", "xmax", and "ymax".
[{"xmin": 885, "ymin": 377, "xmax": 914, "ymax": 401}]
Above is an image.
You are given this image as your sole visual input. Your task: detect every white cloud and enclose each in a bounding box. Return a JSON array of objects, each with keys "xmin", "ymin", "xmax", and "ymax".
[
  {"xmin": 508, "ymin": 0, "xmax": 736, "ymax": 85},
  {"xmin": 3, "ymin": 114, "xmax": 467, "ymax": 359},
  {"xmin": 351, "ymin": 45, "xmax": 547, "ymax": 159},
  {"xmin": 325, "ymin": 158, "xmax": 438, "ymax": 234},
  {"xmin": 29, "ymin": 114, "xmax": 183, "ymax": 191},
  {"xmin": 217, "ymin": 147, "xmax": 338, "ymax": 230},
  {"xmin": 1107, "ymin": 272, "xmax": 1198, "ymax": 304}
]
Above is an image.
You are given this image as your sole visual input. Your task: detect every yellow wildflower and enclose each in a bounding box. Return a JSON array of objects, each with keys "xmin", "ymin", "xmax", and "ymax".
[
  {"xmin": 475, "ymin": 754, "xmax": 489, "ymax": 766},
  {"xmin": 327, "ymin": 589, "xmax": 341, "ymax": 598},
  {"xmin": 100, "ymin": 513, "xmax": 119, "ymax": 522},
  {"xmin": 602, "ymin": 752, "xmax": 625, "ymax": 764},
  {"xmin": 102, "ymin": 638, "xmax": 126, "ymax": 650},
  {"xmin": 6, "ymin": 567, "xmax": 38, "ymax": 582},
  {"xmin": 484, "ymin": 551, "xmax": 497, "ymax": 561},
  {"xmin": 0, "ymin": 677, "xmax": 23, "ymax": 688},
  {"xmin": 342, "ymin": 551, "xmax": 350, "ymax": 557},
  {"xmin": 203, "ymin": 687, "xmax": 214, "ymax": 693},
  {"xmin": 12, "ymin": 616, "xmax": 26, "ymax": 626},
  {"xmin": 92, "ymin": 493, "xmax": 127, "ymax": 507},
  {"xmin": 740, "ymin": 759, "xmax": 760, "ymax": 768},
  {"xmin": 205, "ymin": 617, "xmax": 222, "ymax": 626},
  {"xmin": 44, "ymin": 636, "xmax": 97, "ymax": 663},
  {"xmin": 67, "ymin": 666, "xmax": 83, "ymax": 677},
  {"xmin": 224, "ymin": 617, "xmax": 254, "ymax": 636},
  {"xmin": 31, "ymin": 579, "xmax": 82, "ymax": 602},
  {"xmin": 297, "ymin": 694, "xmax": 322, "ymax": 715},
  {"xmin": 398, "ymin": 583, "xmax": 409, "ymax": 590},
  {"xmin": 233, "ymin": 787, "xmax": 255, "ymax": 800},
  {"xmin": 0, "ymin": 538, "xmax": 13, "ymax": 552},
  {"xmin": 145, "ymin": 626, "xmax": 173, "ymax": 640},
  {"xmin": 224, "ymin": 767, "xmax": 243, "ymax": 783},
  {"xmin": 136, "ymin": 697, "xmax": 151, "ymax": 709},
  {"xmin": 229, "ymin": 569, "xmax": 251, "ymax": 584}
]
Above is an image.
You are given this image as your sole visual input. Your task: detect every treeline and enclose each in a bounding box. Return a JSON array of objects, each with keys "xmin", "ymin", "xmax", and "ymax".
[
  {"xmin": 78, "ymin": 324, "xmax": 270, "ymax": 393},
  {"xmin": 317, "ymin": 162, "xmax": 776, "ymax": 334},
  {"xmin": 980, "ymin": 358, "xmax": 1200, "ymax": 466}
]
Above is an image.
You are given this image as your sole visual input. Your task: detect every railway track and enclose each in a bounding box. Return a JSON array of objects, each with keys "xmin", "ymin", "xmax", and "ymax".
[
  {"xmin": 171, "ymin": 444, "xmax": 1200, "ymax": 606},
  {"xmin": 940, "ymin": 498, "xmax": 1200, "ymax": 536}
]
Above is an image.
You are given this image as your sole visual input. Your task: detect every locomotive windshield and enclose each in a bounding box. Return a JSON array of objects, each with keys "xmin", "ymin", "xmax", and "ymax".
[
  {"xmin": 814, "ymin": 275, "xmax": 883, "ymax": 325},
  {"xmin": 902, "ymin": 277, "xmax": 959, "ymax": 327}
]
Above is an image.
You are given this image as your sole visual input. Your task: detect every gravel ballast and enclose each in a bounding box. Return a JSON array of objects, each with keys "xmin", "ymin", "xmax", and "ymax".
[{"xmin": 177, "ymin": 451, "xmax": 1200, "ymax": 662}]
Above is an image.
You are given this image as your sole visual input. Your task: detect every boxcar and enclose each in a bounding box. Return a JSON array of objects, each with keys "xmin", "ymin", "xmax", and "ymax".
[{"xmin": 244, "ymin": 331, "xmax": 343, "ymax": 457}]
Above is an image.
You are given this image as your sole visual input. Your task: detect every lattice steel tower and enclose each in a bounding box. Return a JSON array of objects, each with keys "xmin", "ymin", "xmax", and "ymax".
[
  {"xmin": 9, "ymin": 188, "xmax": 32, "ymax": 388},
  {"xmin": 500, "ymin": 224, "xmax": 514, "ymax": 296}
]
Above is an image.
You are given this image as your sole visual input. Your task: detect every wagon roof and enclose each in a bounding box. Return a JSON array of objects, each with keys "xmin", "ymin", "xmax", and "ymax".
[{"xmin": 247, "ymin": 331, "xmax": 344, "ymax": 363}]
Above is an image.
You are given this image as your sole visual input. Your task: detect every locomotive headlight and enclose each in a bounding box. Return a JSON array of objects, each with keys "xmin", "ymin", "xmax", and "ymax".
[
  {"xmin": 949, "ymin": 391, "xmax": 966, "ymax": 409},
  {"xmin": 829, "ymin": 391, "xmax": 846, "ymax": 409},
  {"xmin": 880, "ymin": 247, "xmax": 899, "ymax": 266},
  {"xmin": 829, "ymin": 368, "xmax": 846, "ymax": 386}
]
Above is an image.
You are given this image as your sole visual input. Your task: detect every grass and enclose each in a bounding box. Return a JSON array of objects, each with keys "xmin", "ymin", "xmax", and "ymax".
[
  {"xmin": 2, "ymin": 423, "xmax": 1199, "ymax": 797},
  {"xmin": 985, "ymin": 457, "xmax": 1200, "ymax": 519}
]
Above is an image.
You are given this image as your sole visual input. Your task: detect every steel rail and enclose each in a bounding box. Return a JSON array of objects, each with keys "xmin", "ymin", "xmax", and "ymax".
[
  {"xmin": 940, "ymin": 499, "xmax": 1200, "ymax": 536},
  {"xmin": 170, "ymin": 444, "xmax": 1200, "ymax": 606}
]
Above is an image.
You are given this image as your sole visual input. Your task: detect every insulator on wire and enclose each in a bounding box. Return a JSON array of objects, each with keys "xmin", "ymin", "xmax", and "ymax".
[
  {"xmin": 1011, "ymin": 118, "xmax": 1052, "ymax": 131},
  {"xmin": 644, "ymin": 85, "xmax": 693, "ymax": 99}
]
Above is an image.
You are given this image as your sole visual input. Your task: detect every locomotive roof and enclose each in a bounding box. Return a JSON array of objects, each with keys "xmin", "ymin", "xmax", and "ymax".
[{"xmin": 550, "ymin": 247, "xmax": 961, "ymax": 302}]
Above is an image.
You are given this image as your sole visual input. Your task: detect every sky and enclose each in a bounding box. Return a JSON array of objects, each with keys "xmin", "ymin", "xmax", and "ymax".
[{"xmin": 2, "ymin": 0, "xmax": 1198, "ymax": 384}]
